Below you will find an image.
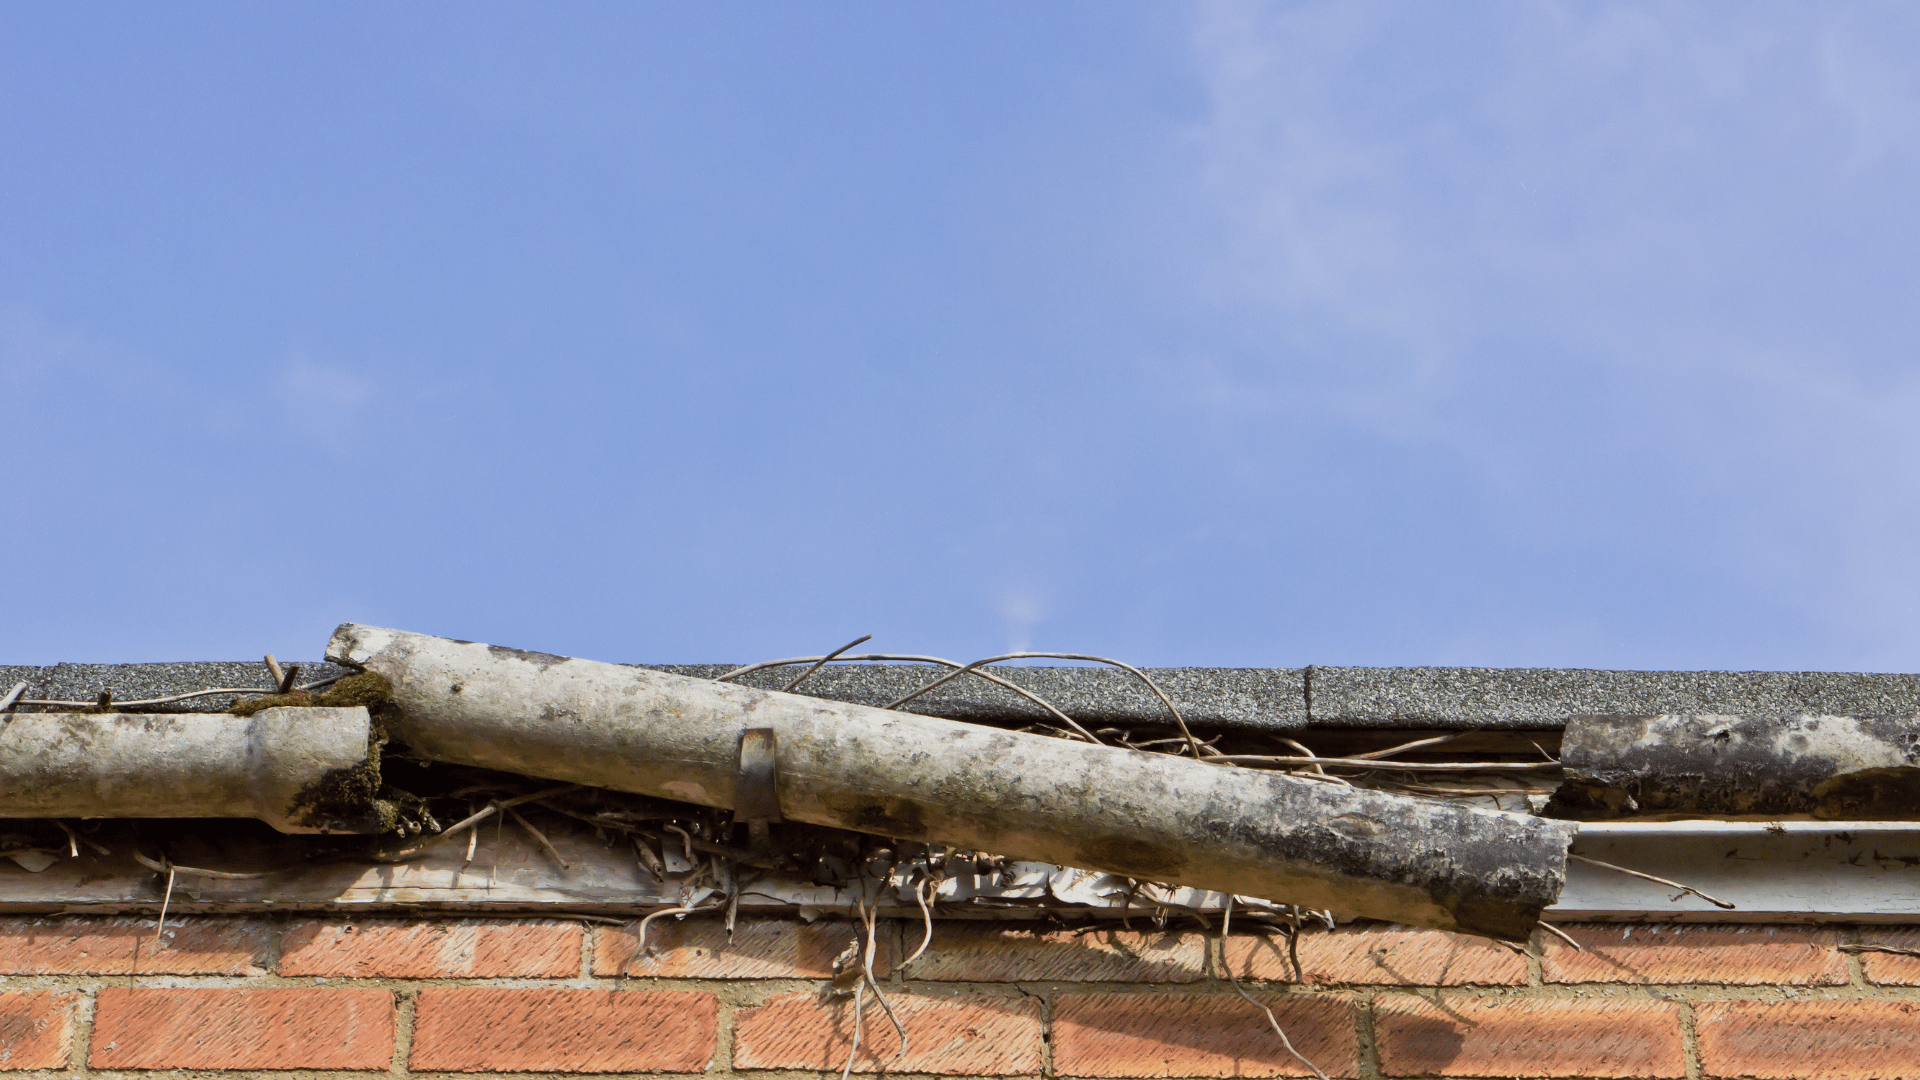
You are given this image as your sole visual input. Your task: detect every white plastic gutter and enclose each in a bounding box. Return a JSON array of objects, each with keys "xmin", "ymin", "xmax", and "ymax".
[{"xmin": 1554, "ymin": 819, "xmax": 1920, "ymax": 920}]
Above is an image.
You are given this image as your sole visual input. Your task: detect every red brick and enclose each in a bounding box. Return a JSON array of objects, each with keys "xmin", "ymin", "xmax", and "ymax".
[
  {"xmin": 593, "ymin": 916, "xmax": 887, "ymax": 978},
  {"xmin": 1857, "ymin": 928, "xmax": 1920, "ymax": 986},
  {"xmin": 1373, "ymin": 995, "xmax": 1684, "ymax": 1078},
  {"xmin": 734, "ymin": 991, "xmax": 1040, "ymax": 1075},
  {"xmin": 90, "ymin": 987, "xmax": 392, "ymax": 1070},
  {"xmin": 908, "ymin": 923, "xmax": 1205, "ymax": 982},
  {"xmin": 0, "ymin": 915, "xmax": 270, "ymax": 975},
  {"xmin": 411, "ymin": 989, "xmax": 715, "ymax": 1072},
  {"xmin": 1052, "ymin": 993, "xmax": 1357, "ymax": 1078},
  {"xmin": 281, "ymin": 917, "xmax": 580, "ymax": 977},
  {"xmin": 1226, "ymin": 926, "xmax": 1526, "ymax": 986},
  {"xmin": 1696, "ymin": 1000, "xmax": 1920, "ymax": 1080},
  {"xmin": 1542, "ymin": 923, "xmax": 1846, "ymax": 985},
  {"xmin": 0, "ymin": 993, "xmax": 75, "ymax": 1070}
]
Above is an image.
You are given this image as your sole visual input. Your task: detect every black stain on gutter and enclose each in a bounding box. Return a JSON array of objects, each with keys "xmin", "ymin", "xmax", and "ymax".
[{"xmin": 1548, "ymin": 713, "xmax": 1920, "ymax": 820}]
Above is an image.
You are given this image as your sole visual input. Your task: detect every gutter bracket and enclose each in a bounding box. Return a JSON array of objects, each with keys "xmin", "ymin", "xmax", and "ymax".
[{"xmin": 735, "ymin": 728, "xmax": 782, "ymax": 847}]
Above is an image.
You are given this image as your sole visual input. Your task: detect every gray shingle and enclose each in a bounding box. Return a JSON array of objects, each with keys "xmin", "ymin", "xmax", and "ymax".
[
  {"xmin": 1307, "ymin": 665, "xmax": 1920, "ymax": 728},
  {"xmin": 11, "ymin": 658, "xmax": 1920, "ymax": 731},
  {"xmin": 642, "ymin": 664, "xmax": 1309, "ymax": 732},
  {"xmin": 10, "ymin": 661, "xmax": 353, "ymax": 711}
]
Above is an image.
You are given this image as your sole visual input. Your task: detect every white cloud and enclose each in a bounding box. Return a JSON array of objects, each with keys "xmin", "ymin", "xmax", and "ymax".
[
  {"xmin": 280, "ymin": 356, "xmax": 374, "ymax": 410},
  {"xmin": 275, "ymin": 355, "xmax": 381, "ymax": 451},
  {"xmin": 1174, "ymin": 0, "xmax": 1920, "ymax": 667},
  {"xmin": 0, "ymin": 308, "xmax": 161, "ymax": 395},
  {"xmin": 996, "ymin": 584, "xmax": 1048, "ymax": 654}
]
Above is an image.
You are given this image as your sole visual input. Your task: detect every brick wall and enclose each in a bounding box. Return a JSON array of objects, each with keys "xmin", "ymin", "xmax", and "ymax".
[{"xmin": 4, "ymin": 915, "xmax": 1920, "ymax": 1077}]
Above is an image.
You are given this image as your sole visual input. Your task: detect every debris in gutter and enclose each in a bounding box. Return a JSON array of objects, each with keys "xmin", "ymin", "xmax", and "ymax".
[
  {"xmin": 1549, "ymin": 712, "xmax": 1920, "ymax": 819},
  {"xmin": 18, "ymin": 632, "xmax": 1832, "ymax": 947},
  {"xmin": 227, "ymin": 669, "xmax": 394, "ymax": 716},
  {"xmin": 327, "ymin": 624, "xmax": 1579, "ymax": 941}
]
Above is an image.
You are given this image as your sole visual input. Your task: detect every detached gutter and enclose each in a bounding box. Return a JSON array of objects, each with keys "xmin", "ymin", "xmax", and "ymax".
[
  {"xmin": 0, "ymin": 707, "xmax": 380, "ymax": 833},
  {"xmin": 330, "ymin": 624, "xmax": 1576, "ymax": 941}
]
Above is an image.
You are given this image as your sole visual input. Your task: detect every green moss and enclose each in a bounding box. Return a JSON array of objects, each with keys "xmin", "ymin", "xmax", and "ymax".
[
  {"xmin": 230, "ymin": 692, "xmax": 305, "ymax": 717},
  {"xmin": 254, "ymin": 673, "xmax": 423, "ymax": 835},
  {"xmin": 314, "ymin": 671, "xmax": 393, "ymax": 709},
  {"xmin": 231, "ymin": 671, "xmax": 392, "ymax": 717},
  {"xmin": 291, "ymin": 738, "xmax": 389, "ymax": 832}
]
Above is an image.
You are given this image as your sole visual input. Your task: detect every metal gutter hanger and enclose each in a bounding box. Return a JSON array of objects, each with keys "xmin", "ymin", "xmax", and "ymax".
[{"xmin": 735, "ymin": 728, "xmax": 782, "ymax": 846}]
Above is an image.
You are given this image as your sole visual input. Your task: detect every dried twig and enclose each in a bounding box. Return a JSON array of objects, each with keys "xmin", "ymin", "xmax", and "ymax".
[
  {"xmin": 20, "ymin": 673, "xmax": 350, "ymax": 710},
  {"xmin": 621, "ymin": 900, "xmax": 724, "ymax": 976},
  {"xmin": 131, "ymin": 851, "xmax": 273, "ymax": 880},
  {"xmin": 716, "ymin": 652, "xmax": 1105, "ymax": 744},
  {"xmin": 371, "ymin": 784, "xmax": 581, "ymax": 863},
  {"xmin": 663, "ymin": 824, "xmax": 697, "ymax": 864},
  {"xmin": 1219, "ymin": 899, "xmax": 1330, "ymax": 1080},
  {"xmin": 887, "ymin": 652, "xmax": 1202, "ymax": 759},
  {"xmin": 1285, "ymin": 905, "xmax": 1305, "ymax": 982},
  {"xmin": 65, "ymin": 822, "xmax": 109, "ymax": 856},
  {"xmin": 1349, "ymin": 733, "xmax": 1461, "ymax": 760},
  {"xmin": 1204, "ymin": 755, "xmax": 1560, "ymax": 773},
  {"xmin": 725, "ymin": 873, "xmax": 742, "ymax": 940},
  {"xmin": 1567, "ymin": 853, "xmax": 1735, "ymax": 910},
  {"xmin": 1272, "ymin": 739, "xmax": 1351, "ymax": 786},
  {"xmin": 632, "ymin": 835, "xmax": 666, "ymax": 878},
  {"xmin": 131, "ymin": 851, "xmax": 273, "ymax": 966},
  {"xmin": 1840, "ymin": 943, "xmax": 1920, "ymax": 958},
  {"xmin": 1274, "ymin": 738, "xmax": 1325, "ymax": 776},
  {"xmin": 152, "ymin": 866, "xmax": 175, "ymax": 963},
  {"xmin": 856, "ymin": 895, "xmax": 907, "ymax": 1059},
  {"xmin": 489, "ymin": 813, "xmax": 504, "ymax": 888},
  {"xmin": 0, "ymin": 682, "xmax": 22, "ymax": 739},
  {"xmin": 507, "ymin": 806, "xmax": 570, "ymax": 871},
  {"xmin": 1539, "ymin": 921, "xmax": 1583, "ymax": 951},
  {"xmin": 784, "ymin": 635, "xmax": 873, "ymax": 693},
  {"xmin": 1372, "ymin": 783, "xmax": 1557, "ymax": 797},
  {"xmin": 904, "ymin": 876, "xmax": 936, "ymax": 971},
  {"xmin": 840, "ymin": 978, "xmax": 867, "ymax": 1080}
]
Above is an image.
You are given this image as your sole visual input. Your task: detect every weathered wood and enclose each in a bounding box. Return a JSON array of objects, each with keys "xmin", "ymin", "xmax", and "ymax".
[
  {"xmin": 1550, "ymin": 713, "xmax": 1920, "ymax": 819},
  {"xmin": 0, "ymin": 707, "xmax": 375, "ymax": 833},
  {"xmin": 329, "ymin": 625, "xmax": 1576, "ymax": 940}
]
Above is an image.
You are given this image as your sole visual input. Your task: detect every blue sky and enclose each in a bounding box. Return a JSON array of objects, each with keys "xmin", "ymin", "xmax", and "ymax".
[{"xmin": 5, "ymin": 2, "xmax": 1919, "ymax": 671}]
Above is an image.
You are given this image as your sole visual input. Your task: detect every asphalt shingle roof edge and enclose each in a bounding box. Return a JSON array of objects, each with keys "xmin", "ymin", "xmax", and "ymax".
[{"xmin": 7, "ymin": 660, "xmax": 1920, "ymax": 731}]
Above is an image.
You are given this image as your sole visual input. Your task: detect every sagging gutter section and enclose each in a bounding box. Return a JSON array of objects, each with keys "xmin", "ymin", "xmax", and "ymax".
[
  {"xmin": 329, "ymin": 624, "xmax": 1577, "ymax": 941},
  {"xmin": 0, "ymin": 707, "xmax": 380, "ymax": 833}
]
